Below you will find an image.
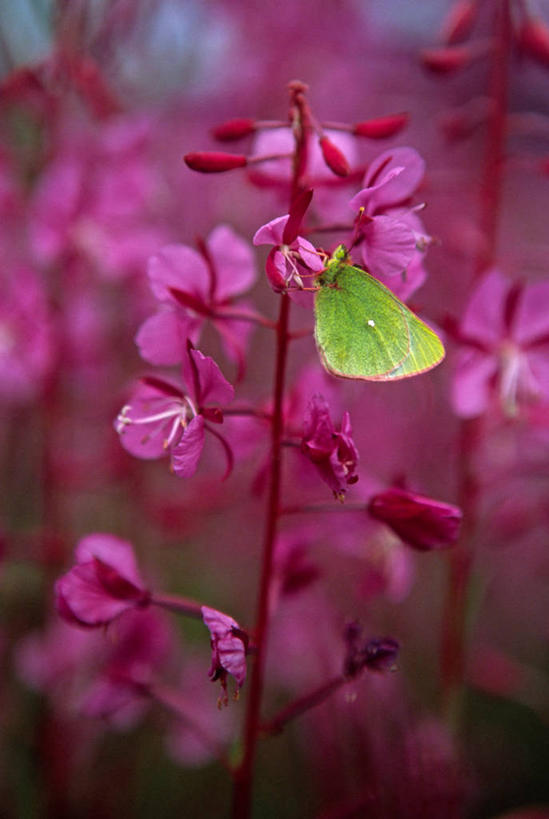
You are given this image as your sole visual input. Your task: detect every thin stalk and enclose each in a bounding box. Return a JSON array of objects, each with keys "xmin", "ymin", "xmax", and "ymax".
[
  {"xmin": 440, "ymin": 0, "xmax": 511, "ymax": 720},
  {"xmin": 232, "ymin": 294, "xmax": 291, "ymax": 818}
]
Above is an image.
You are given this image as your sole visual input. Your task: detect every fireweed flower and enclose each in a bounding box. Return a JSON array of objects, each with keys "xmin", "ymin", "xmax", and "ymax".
[
  {"xmin": 301, "ymin": 394, "xmax": 359, "ymax": 500},
  {"xmin": 368, "ymin": 488, "xmax": 462, "ymax": 551},
  {"xmin": 136, "ymin": 225, "xmax": 256, "ymax": 369},
  {"xmin": 55, "ymin": 534, "xmax": 150, "ymax": 627},
  {"xmin": 451, "ymin": 270, "xmax": 549, "ymax": 417},
  {"xmin": 115, "ymin": 346, "xmax": 234, "ymax": 478},
  {"xmin": 350, "ymin": 147, "xmax": 429, "ymax": 280},
  {"xmin": 201, "ymin": 606, "xmax": 248, "ymax": 705},
  {"xmin": 253, "ymin": 213, "xmax": 324, "ymax": 293}
]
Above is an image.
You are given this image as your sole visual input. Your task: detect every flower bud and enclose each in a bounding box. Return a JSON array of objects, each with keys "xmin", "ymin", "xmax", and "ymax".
[
  {"xmin": 353, "ymin": 113, "xmax": 409, "ymax": 139},
  {"xmin": 212, "ymin": 118, "xmax": 256, "ymax": 141},
  {"xmin": 440, "ymin": 0, "xmax": 477, "ymax": 45},
  {"xmin": 519, "ymin": 17, "xmax": 549, "ymax": 68},
  {"xmin": 368, "ymin": 488, "xmax": 462, "ymax": 551},
  {"xmin": 184, "ymin": 152, "xmax": 248, "ymax": 173},
  {"xmin": 318, "ymin": 136, "xmax": 350, "ymax": 177},
  {"xmin": 420, "ymin": 45, "xmax": 475, "ymax": 74}
]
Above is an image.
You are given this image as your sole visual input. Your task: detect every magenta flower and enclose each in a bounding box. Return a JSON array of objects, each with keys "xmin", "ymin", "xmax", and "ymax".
[
  {"xmin": 368, "ymin": 488, "xmax": 462, "ymax": 551},
  {"xmin": 136, "ymin": 225, "xmax": 256, "ymax": 371},
  {"xmin": 202, "ymin": 606, "xmax": 248, "ymax": 704},
  {"xmin": 115, "ymin": 345, "xmax": 234, "ymax": 478},
  {"xmin": 253, "ymin": 212, "xmax": 324, "ymax": 293},
  {"xmin": 55, "ymin": 534, "xmax": 150, "ymax": 627},
  {"xmin": 451, "ymin": 270, "xmax": 549, "ymax": 417},
  {"xmin": 301, "ymin": 394, "xmax": 359, "ymax": 500},
  {"xmin": 350, "ymin": 147, "xmax": 428, "ymax": 280}
]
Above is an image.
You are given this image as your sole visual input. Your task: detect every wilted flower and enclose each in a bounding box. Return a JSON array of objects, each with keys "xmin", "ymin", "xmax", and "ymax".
[
  {"xmin": 301, "ymin": 394, "xmax": 359, "ymax": 500},
  {"xmin": 201, "ymin": 606, "xmax": 248, "ymax": 705}
]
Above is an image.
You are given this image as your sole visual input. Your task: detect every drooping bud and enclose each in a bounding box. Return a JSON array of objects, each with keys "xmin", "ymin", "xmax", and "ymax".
[
  {"xmin": 518, "ymin": 17, "xmax": 549, "ymax": 68},
  {"xmin": 318, "ymin": 136, "xmax": 350, "ymax": 177},
  {"xmin": 368, "ymin": 488, "xmax": 462, "ymax": 551},
  {"xmin": 184, "ymin": 152, "xmax": 248, "ymax": 173},
  {"xmin": 440, "ymin": 0, "xmax": 478, "ymax": 45},
  {"xmin": 352, "ymin": 113, "xmax": 409, "ymax": 139},
  {"xmin": 212, "ymin": 117, "xmax": 256, "ymax": 141},
  {"xmin": 420, "ymin": 44, "xmax": 477, "ymax": 74}
]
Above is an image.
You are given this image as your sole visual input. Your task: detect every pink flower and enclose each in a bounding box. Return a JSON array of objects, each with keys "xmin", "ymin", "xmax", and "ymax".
[
  {"xmin": 253, "ymin": 211, "xmax": 324, "ymax": 294},
  {"xmin": 201, "ymin": 606, "xmax": 248, "ymax": 704},
  {"xmin": 350, "ymin": 147, "xmax": 429, "ymax": 280},
  {"xmin": 368, "ymin": 488, "xmax": 462, "ymax": 551},
  {"xmin": 301, "ymin": 394, "xmax": 359, "ymax": 500},
  {"xmin": 451, "ymin": 270, "xmax": 549, "ymax": 417},
  {"xmin": 136, "ymin": 225, "xmax": 256, "ymax": 371},
  {"xmin": 115, "ymin": 345, "xmax": 234, "ymax": 478},
  {"xmin": 55, "ymin": 534, "xmax": 150, "ymax": 627}
]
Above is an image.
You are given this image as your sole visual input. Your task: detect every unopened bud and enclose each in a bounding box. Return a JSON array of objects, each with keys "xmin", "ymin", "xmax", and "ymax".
[
  {"xmin": 353, "ymin": 113, "xmax": 409, "ymax": 139},
  {"xmin": 440, "ymin": 0, "xmax": 477, "ymax": 45},
  {"xmin": 420, "ymin": 44, "xmax": 475, "ymax": 74},
  {"xmin": 212, "ymin": 118, "xmax": 256, "ymax": 141},
  {"xmin": 184, "ymin": 151, "xmax": 248, "ymax": 173},
  {"xmin": 318, "ymin": 136, "xmax": 350, "ymax": 177},
  {"xmin": 519, "ymin": 17, "xmax": 549, "ymax": 67}
]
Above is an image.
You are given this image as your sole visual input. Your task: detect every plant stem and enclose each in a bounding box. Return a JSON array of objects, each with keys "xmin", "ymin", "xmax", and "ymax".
[
  {"xmin": 440, "ymin": 0, "xmax": 511, "ymax": 720},
  {"xmin": 232, "ymin": 294, "xmax": 291, "ymax": 818}
]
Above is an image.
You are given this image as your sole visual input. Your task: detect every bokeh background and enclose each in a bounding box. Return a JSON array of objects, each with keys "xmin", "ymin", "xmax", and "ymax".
[{"xmin": 1, "ymin": 1, "xmax": 549, "ymax": 817}]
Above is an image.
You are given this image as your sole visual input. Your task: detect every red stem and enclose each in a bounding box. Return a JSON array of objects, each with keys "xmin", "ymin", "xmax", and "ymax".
[
  {"xmin": 232, "ymin": 294, "xmax": 291, "ymax": 818},
  {"xmin": 440, "ymin": 0, "xmax": 511, "ymax": 712}
]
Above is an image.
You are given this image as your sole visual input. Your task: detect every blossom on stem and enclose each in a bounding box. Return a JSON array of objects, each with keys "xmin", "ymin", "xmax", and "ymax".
[
  {"xmin": 253, "ymin": 213, "xmax": 324, "ymax": 293},
  {"xmin": 368, "ymin": 488, "xmax": 462, "ymax": 551},
  {"xmin": 136, "ymin": 225, "xmax": 256, "ymax": 370},
  {"xmin": 350, "ymin": 147, "xmax": 429, "ymax": 280},
  {"xmin": 301, "ymin": 394, "xmax": 359, "ymax": 500},
  {"xmin": 451, "ymin": 270, "xmax": 549, "ymax": 418},
  {"xmin": 201, "ymin": 606, "xmax": 248, "ymax": 705},
  {"xmin": 115, "ymin": 345, "xmax": 234, "ymax": 479},
  {"xmin": 55, "ymin": 534, "xmax": 150, "ymax": 627}
]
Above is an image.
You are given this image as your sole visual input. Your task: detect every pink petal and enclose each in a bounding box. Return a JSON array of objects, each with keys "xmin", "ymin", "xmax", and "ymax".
[
  {"xmin": 148, "ymin": 244, "xmax": 209, "ymax": 302},
  {"xmin": 295, "ymin": 237, "xmax": 325, "ymax": 271},
  {"xmin": 461, "ymin": 269, "xmax": 507, "ymax": 346},
  {"xmin": 208, "ymin": 225, "xmax": 256, "ymax": 301},
  {"xmin": 452, "ymin": 348, "xmax": 499, "ymax": 417},
  {"xmin": 187, "ymin": 349, "xmax": 234, "ymax": 406},
  {"xmin": 376, "ymin": 251, "xmax": 427, "ymax": 301},
  {"xmin": 513, "ymin": 280, "xmax": 549, "ymax": 346},
  {"xmin": 171, "ymin": 416, "xmax": 205, "ymax": 478},
  {"xmin": 75, "ymin": 534, "xmax": 144, "ymax": 588},
  {"xmin": 136, "ymin": 308, "xmax": 200, "ymax": 366},
  {"xmin": 56, "ymin": 565, "xmax": 136, "ymax": 626},
  {"xmin": 253, "ymin": 215, "xmax": 288, "ymax": 247},
  {"xmin": 360, "ymin": 215, "xmax": 417, "ymax": 278},
  {"xmin": 364, "ymin": 147, "xmax": 425, "ymax": 208}
]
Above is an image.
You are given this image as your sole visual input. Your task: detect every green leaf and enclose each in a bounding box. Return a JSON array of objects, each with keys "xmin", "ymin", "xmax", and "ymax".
[{"xmin": 314, "ymin": 246, "xmax": 445, "ymax": 380}]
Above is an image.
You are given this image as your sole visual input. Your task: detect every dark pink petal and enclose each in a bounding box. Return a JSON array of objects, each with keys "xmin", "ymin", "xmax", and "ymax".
[
  {"xmin": 186, "ymin": 348, "xmax": 234, "ymax": 406},
  {"xmin": 265, "ymin": 247, "xmax": 290, "ymax": 292},
  {"xmin": 364, "ymin": 147, "xmax": 425, "ymax": 209},
  {"xmin": 202, "ymin": 606, "xmax": 247, "ymax": 690},
  {"xmin": 452, "ymin": 348, "xmax": 498, "ymax": 417},
  {"xmin": 171, "ymin": 415, "xmax": 205, "ymax": 478},
  {"xmin": 148, "ymin": 244, "xmax": 209, "ymax": 303},
  {"xmin": 253, "ymin": 215, "xmax": 287, "ymax": 246},
  {"xmin": 56, "ymin": 564, "xmax": 140, "ymax": 626},
  {"xmin": 368, "ymin": 488, "xmax": 462, "ymax": 551},
  {"xmin": 136, "ymin": 308, "xmax": 199, "ymax": 366},
  {"xmin": 360, "ymin": 215, "xmax": 417, "ymax": 278},
  {"xmin": 75, "ymin": 534, "xmax": 144, "ymax": 588},
  {"xmin": 207, "ymin": 225, "xmax": 256, "ymax": 301},
  {"xmin": 460, "ymin": 269, "xmax": 507, "ymax": 346}
]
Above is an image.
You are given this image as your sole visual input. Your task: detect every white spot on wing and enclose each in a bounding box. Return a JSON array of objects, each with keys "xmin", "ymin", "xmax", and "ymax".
[{"xmin": 367, "ymin": 319, "xmax": 376, "ymax": 327}]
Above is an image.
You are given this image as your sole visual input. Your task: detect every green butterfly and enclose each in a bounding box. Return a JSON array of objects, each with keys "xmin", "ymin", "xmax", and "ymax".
[{"xmin": 314, "ymin": 246, "xmax": 445, "ymax": 381}]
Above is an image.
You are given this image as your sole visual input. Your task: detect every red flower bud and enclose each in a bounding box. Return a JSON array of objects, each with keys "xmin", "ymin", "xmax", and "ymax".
[
  {"xmin": 519, "ymin": 17, "xmax": 549, "ymax": 67},
  {"xmin": 184, "ymin": 151, "xmax": 248, "ymax": 173},
  {"xmin": 318, "ymin": 136, "xmax": 350, "ymax": 177},
  {"xmin": 420, "ymin": 44, "xmax": 475, "ymax": 74},
  {"xmin": 368, "ymin": 488, "xmax": 462, "ymax": 551},
  {"xmin": 212, "ymin": 117, "xmax": 256, "ymax": 141},
  {"xmin": 353, "ymin": 113, "xmax": 409, "ymax": 139},
  {"xmin": 440, "ymin": 0, "xmax": 477, "ymax": 45}
]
